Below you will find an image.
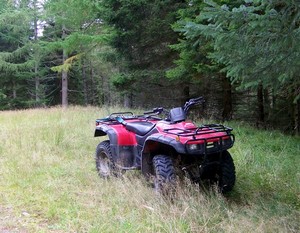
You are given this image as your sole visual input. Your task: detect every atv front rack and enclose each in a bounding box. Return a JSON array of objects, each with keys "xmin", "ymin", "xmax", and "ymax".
[
  {"xmin": 163, "ymin": 124, "xmax": 232, "ymax": 137},
  {"xmin": 164, "ymin": 124, "xmax": 235, "ymax": 154}
]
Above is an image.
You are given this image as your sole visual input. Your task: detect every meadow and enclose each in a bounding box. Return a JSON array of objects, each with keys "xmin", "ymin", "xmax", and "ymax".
[{"xmin": 0, "ymin": 106, "xmax": 299, "ymax": 232}]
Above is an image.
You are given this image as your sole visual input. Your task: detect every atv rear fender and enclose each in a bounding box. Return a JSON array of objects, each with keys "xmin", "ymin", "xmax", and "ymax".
[{"xmin": 94, "ymin": 125, "xmax": 138, "ymax": 168}]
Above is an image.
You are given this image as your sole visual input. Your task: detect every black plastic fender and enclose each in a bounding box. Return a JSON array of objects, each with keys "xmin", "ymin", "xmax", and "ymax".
[
  {"xmin": 95, "ymin": 125, "xmax": 115, "ymax": 138},
  {"xmin": 141, "ymin": 133, "xmax": 185, "ymax": 176},
  {"xmin": 94, "ymin": 125, "xmax": 138, "ymax": 169},
  {"xmin": 143, "ymin": 134, "xmax": 186, "ymax": 154}
]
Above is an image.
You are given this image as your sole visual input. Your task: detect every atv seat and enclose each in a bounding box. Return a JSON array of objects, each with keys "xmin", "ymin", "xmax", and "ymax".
[{"xmin": 125, "ymin": 121, "xmax": 155, "ymax": 136}]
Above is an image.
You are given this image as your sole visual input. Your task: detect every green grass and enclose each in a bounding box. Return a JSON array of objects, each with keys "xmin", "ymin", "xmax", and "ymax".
[{"xmin": 0, "ymin": 107, "xmax": 299, "ymax": 232}]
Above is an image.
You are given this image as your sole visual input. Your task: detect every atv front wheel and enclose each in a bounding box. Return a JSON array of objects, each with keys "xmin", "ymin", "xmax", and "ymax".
[
  {"xmin": 95, "ymin": 140, "xmax": 118, "ymax": 178},
  {"xmin": 152, "ymin": 155, "xmax": 176, "ymax": 195},
  {"xmin": 218, "ymin": 151, "xmax": 236, "ymax": 193}
]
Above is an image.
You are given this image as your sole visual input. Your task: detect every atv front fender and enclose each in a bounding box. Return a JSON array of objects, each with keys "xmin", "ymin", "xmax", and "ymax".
[
  {"xmin": 141, "ymin": 134, "xmax": 184, "ymax": 176},
  {"xmin": 143, "ymin": 134, "xmax": 185, "ymax": 154}
]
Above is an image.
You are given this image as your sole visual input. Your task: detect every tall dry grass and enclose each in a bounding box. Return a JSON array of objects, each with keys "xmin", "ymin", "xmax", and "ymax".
[{"xmin": 0, "ymin": 106, "xmax": 299, "ymax": 232}]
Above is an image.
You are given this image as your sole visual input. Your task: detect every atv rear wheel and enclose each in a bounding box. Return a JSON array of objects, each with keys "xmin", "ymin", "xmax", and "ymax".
[
  {"xmin": 95, "ymin": 140, "xmax": 118, "ymax": 178},
  {"xmin": 218, "ymin": 151, "xmax": 236, "ymax": 193},
  {"xmin": 152, "ymin": 155, "xmax": 176, "ymax": 195}
]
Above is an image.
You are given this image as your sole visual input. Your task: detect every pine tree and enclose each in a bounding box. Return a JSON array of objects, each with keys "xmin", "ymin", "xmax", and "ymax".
[
  {"xmin": 0, "ymin": 0, "xmax": 35, "ymax": 109},
  {"xmin": 168, "ymin": 0, "xmax": 239, "ymax": 120},
  {"xmin": 44, "ymin": 0, "xmax": 107, "ymax": 108},
  {"xmin": 100, "ymin": 0, "xmax": 187, "ymax": 106},
  {"xmin": 179, "ymin": 0, "xmax": 300, "ymax": 132}
]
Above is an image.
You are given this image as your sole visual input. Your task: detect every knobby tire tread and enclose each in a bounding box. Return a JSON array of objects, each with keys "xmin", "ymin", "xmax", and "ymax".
[
  {"xmin": 219, "ymin": 151, "xmax": 236, "ymax": 193},
  {"xmin": 95, "ymin": 140, "xmax": 115, "ymax": 178},
  {"xmin": 153, "ymin": 155, "xmax": 176, "ymax": 195}
]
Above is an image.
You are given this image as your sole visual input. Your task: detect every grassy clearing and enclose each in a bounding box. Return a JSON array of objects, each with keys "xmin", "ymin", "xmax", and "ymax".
[{"xmin": 0, "ymin": 106, "xmax": 299, "ymax": 232}]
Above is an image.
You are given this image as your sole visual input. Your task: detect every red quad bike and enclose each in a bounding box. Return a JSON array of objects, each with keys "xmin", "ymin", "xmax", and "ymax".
[{"xmin": 94, "ymin": 97, "xmax": 236, "ymax": 194}]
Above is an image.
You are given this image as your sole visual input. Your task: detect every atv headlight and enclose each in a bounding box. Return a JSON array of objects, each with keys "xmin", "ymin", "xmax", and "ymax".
[
  {"xmin": 187, "ymin": 144, "xmax": 199, "ymax": 151},
  {"xmin": 221, "ymin": 137, "xmax": 233, "ymax": 147},
  {"xmin": 186, "ymin": 141, "xmax": 205, "ymax": 154}
]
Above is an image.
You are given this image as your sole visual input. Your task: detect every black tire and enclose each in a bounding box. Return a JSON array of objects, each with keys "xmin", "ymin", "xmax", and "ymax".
[
  {"xmin": 152, "ymin": 155, "xmax": 176, "ymax": 194},
  {"xmin": 218, "ymin": 151, "xmax": 236, "ymax": 193},
  {"xmin": 95, "ymin": 140, "xmax": 117, "ymax": 178}
]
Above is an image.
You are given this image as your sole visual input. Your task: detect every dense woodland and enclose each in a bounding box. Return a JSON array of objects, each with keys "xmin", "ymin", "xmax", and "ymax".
[{"xmin": 0, "ymin": 0, "xmax": 299, "ymax": 134}]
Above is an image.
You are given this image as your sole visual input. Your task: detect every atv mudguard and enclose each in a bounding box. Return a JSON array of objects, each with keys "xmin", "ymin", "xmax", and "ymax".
[
  {"xmin": 141, "ymin": 133, "xmax": 185, "ymax": 176},
  {"xmin": 94, "ymin": 125, "xmax": 139, "ymax": 168}
]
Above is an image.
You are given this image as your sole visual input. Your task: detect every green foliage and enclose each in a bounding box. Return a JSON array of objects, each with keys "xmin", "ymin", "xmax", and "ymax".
[
  {"xmin": 167, "ymin": 0, "xmax": 241, "ymax": 81},
  {"xmin": 44, "ymin": 0, "xmax": 105, "ymax": 58},
  {"xmin": 167, "ymin": 0, "xmax": 204, "ymax": 80},
  {"xmin": 112, "ymin": 73, "xmax": 135, "ymax": 89},
  {"xmin": 101, "ymin": 0, "xmax": 186, "ymax": 93},
  {"xmin": 42, "ymin": 0, "xmax": 113, "ymax": 107},
  {"xmin": 50, "ymin": 54, "xmax": 82, "ymax": 73},
  {"xmin": 0, "ymin": 1, "xmax": 38, "ymax": 109},
  {"xmin": 0, "ymin": 0, "xmax": 298, "ymax": 134},
  {"xmin": 181, "ymin": 0, "xmax": 300, "ymax": 101},
  {"xmin": 0, "ymin": 89, "xmax": 7, "ymax": 108}
]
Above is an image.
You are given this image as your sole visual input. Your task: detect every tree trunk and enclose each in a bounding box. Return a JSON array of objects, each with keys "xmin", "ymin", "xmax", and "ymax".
[
  {"xmin": 294, "ymin": 97, "xmax": 300, "ymax": 135},
  {"xmin": 82, "ymin": 61, "xmax": 88, "ymax": 105},
  {"xmin": 12, "ymin": 80, "xmax": 17, "ymax": 99},
  {"xmin": 33, "ymin": 0, "xmax": 40, "ymax": 106},
  {"xmin": 263, "ymin": 88, "xmax": 271, "ymax": 123},
  {"xmin": 61, "ymin": 25, "xmax": 68, "ymax": 108},
  {"xmin": 221, "ymin": 74, "xmax": 232, "ymax": 121},
  {"xmin": 35, "ymin": 64, "xmax": 40, "ymax": 103},
  {"xmin": 91, "ymin": 65, "xmax": 97, "ymax": 105},
  {"xmin": 257, "ymin": 83, "xmax": 265, "ymax": 127},
  {"xmin": 182, "ymin": 85, "xmax": 190, "ymax": 105},
  {"xmin": 124, "ymin": 93, "xmax": 132, "ymax": 108},
  {"xmin": 101, "ymin": 74, "xmax": 105, "ymax": 105}
]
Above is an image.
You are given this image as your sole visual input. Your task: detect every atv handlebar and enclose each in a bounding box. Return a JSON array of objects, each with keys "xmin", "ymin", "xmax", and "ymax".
[
  {"xmin": 183, "ymin": 97, "xmax": 205, "ymax": 114},
  {"xmin": 98, "ymin": 97, "xmax": 205, "ymax": 125},
  {"xmin": 143, "ymin": 97, "xmax": 205, "ymax": 118},
  {"xmin": 144, "ymin": 107, "xmax": 164, "ymax": 115}
]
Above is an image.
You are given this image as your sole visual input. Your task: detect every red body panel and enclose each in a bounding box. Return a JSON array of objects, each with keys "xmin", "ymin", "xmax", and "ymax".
[{"xmin": 111, "ymin": 124, "xmax": 137, "ymax": 145}]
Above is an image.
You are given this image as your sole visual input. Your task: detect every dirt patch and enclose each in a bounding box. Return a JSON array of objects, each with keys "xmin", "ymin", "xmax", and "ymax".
[{"xmin": 0, "ymin": 205, "xmax": 28, "ymax": 233}]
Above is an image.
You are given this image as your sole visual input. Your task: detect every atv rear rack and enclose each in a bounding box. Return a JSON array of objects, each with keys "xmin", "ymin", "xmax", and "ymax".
[
  {"xmin": 96, "ymin": 113, "xmax": 137, "ymax": 126},
  {"xmin": 96, "ymin": 111, "xmax": 160, "ymax": 126}
]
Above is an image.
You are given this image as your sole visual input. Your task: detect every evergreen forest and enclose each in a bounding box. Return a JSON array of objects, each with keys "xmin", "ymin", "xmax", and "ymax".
[{"xmin": 1, "ymin": 0, "xmax": 299, "ymax": 134}]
